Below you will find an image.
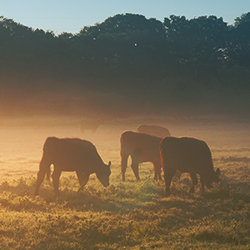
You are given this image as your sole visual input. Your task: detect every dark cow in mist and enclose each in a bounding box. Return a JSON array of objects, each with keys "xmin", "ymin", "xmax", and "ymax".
[
  {"xmin": 34, "ymin": 137, "xmax": 111, "ymax": 197},
  {"xmin": 160, "ymin": 137, "xmax": 220, "ymax": 196},
  {"xmin": 137, "ymin": 124, "xmax": 171, "ymax": 138},
  {"xmin": 120, "ymin": 131, "xmax": 162, "ymax": 181}
]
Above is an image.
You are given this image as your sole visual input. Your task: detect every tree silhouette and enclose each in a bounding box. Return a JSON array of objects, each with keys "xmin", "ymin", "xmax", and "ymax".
[{"xmin": 0, "ymin": 13, "xmax": 250, "ymax": 116}]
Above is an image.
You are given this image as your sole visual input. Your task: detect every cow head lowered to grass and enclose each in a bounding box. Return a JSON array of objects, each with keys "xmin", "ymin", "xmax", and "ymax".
[
  {"xmin": 160, "ymin": 136, "xmax": 220, "ymax": 196},
  {"xmin": 34, "ymin": 137, "xmax": 111, "ymax": 197}
]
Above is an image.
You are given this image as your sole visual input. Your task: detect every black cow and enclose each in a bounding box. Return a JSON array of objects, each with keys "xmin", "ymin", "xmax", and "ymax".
[
  {"xmin": 34, "ymin": 137, "xmax": 111, "ymax": 197},
  {"xmin": 160, "ymin": 136, "xmax": 220, "ymax": 196}
]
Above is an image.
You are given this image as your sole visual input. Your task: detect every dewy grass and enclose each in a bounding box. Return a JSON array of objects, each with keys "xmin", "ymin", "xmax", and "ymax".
[
  {"xmin": 1, "ymin": 160, "xmax": 250, "ymax": 250},
  {"xmin": 0, "ymin": 118, "xmax": 250, "ymax": 249}
]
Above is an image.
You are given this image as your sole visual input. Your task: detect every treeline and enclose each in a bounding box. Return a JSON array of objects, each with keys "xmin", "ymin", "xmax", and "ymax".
[{"xmin": 0, "ymin": 13, "xmax": 250, "ymax": 116}]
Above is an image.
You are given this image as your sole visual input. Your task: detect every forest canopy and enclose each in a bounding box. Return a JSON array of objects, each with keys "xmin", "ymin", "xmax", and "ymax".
[{"xmin": 0, "ymin": 13, "xmax": 250, "ymax": 118}]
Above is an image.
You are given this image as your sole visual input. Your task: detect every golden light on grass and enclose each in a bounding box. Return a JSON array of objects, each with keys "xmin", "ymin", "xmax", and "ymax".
[{"xmin": 0, "ymin": 115, "xmax": 249, "ymax": 249}]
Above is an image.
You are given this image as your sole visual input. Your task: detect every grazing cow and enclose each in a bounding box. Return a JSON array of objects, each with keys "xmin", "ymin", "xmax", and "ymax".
[
  {"xmin": 137, "ymin": 124, "xmax": 170, "ymax": 138},
  {"xmin": 160, "ymin": 137, "xmax": 220, "ymax": 196},
  {"xmin": 34, "ymin": 137, "xmax": 111, "ymax": 197},
  {"xmin": 120, "ymin": 131, "xmax": 162, "ymax": 181}
]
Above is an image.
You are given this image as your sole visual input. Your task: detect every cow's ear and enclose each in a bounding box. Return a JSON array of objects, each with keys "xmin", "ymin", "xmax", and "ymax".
[
  {"xmin": 108, "ymin": 161, "xmax": 111, "ymax": 167},
  {"xmin": 216, "ymin": 168, "xmax": 221, "ymax": 176}
]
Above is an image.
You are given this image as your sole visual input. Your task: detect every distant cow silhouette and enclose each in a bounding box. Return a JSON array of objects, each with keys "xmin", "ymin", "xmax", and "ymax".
[
  {"xmin": 120, "ymin": 131, "xmax": 162, "ymax": 181},
  {"xmin": 137, "ymin": 124, "xmax": 170, "ymax": 138},
  {"xmin": 34, "ymin": 137, "xmax": 111, "ymax": 197},
  {"xmin": 160, "ymin": 136, "xmax": 220, "ymax": 196},
  {"xmin": 80, "ymin": 119, "xmax": 103, "ymax": 133}
]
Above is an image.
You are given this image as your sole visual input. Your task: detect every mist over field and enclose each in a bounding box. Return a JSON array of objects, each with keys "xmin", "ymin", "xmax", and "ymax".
[
  {"xmin": 0, "ymin": 115, "xmax": 249, "ymax": 181},
  {"xmin": 1, "ymin": 13, "xmax": 250, "ymax": 120}
]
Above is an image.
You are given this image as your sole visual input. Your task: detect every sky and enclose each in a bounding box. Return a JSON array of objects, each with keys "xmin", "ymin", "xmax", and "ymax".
[{"xmin": 1, "ymin": 0, "xmax": 250, "ymax": 34}]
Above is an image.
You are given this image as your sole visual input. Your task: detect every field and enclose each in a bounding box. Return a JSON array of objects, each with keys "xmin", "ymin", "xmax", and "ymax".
[{"xmin": 0, "ymin": 115, "xmax": 250, "ymax": 249}]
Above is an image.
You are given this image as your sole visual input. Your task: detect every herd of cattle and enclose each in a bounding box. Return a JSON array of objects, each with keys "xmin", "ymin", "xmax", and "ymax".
[{"xmin": 34, "ymin": 124, "xmax": 220, "ymax": 197}]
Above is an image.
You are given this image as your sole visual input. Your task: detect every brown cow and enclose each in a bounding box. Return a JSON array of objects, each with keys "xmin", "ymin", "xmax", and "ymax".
[
  {"xmin": 137, "ymin": 124, "xmax": 170, "ymax": 138},
  {"xmin": 160, "ymin": 136, "xmax": 220, "ymax": 196},
  {"xmin": 120, "ymin": 131, "xmax": 162, "ymax": 181},
  {"xmin": 34, "ymin": 137, "xmax": 111, "ymax": 197}
]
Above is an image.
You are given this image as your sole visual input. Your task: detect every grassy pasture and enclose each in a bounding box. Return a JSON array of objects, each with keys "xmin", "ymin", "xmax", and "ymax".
[{"xmin": 0, "ymin": 116, "xmax": 250, "ymax": 249}]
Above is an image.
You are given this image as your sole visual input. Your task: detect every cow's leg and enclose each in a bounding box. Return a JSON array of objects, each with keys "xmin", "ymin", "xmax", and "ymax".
[
  {"xmin": 158, "ymin": 174, "xmax": 162, "ymax": 181},
  {"xmin": 189, "ymin": 173, "xmax": 198, "ymax": 193},
  {"xmin": 78, "ymin": 173, "xmax": 90, "ymax": 192},
  {"xmin": 34, "ymin": 169, "xmax": 47, "ymax": 195},
  {"xmin": 200, "ymin": 175, "xmax": 206, "ymax": 192},
  {"xmin": 52, "ymin": 168, "xmax": 62, "ymax": 197},
  {"xmin": 121, "ymin": 153, "xmax": 129, "ymax": 181},
  {"xmin": 131, "ymin": 156, "xmax": 140, "ymax": 181},
  {"xmin": 76, "ymin": 171, "xmax": 84, "ymax": 186},
  {"xmin": 153, "ymin": 164, "xmax": 162, "ymax": 181},
  {"xmin": 163, "ymin": 168, "xmax": 176, "ymax": 196},
  {"xmin": 200, "ymin": 175, "xmax": 213, "ymax": 191},
  {"xmin": 46, "ymin": 166, "xmax": 51, "ymax": 181}
]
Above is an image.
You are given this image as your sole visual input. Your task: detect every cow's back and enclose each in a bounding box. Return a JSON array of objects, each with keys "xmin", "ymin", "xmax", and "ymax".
[
  {"xmin": 137, "ymin": 125, "xmax": 170, "ymax": 138},
  {"xmin": 160, "ymin": 137, "xmax": 213, "ymax": 174},
  {"xmin": 43, "ymin": 137, "xmax": 103, "ymax": 171},
  {"xmin": 120, "ymin": 131, "xmax": 162, "ymax": 163},
  {"xmin": 44, "ymin": 137, "xmax": 96, "ymax": 155}
]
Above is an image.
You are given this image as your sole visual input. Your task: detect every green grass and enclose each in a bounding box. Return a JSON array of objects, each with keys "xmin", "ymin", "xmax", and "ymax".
[{"xmin": 0, "ymin": 155, "xmax": 250, "ymax": 250}]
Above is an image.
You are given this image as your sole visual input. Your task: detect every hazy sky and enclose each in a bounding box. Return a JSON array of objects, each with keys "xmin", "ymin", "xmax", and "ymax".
[{"xmin": 1, "ymin": 0, "xmax": 250, "ymax": 34}]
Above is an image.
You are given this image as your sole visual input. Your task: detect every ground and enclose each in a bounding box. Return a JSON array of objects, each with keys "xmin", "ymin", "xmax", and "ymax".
[{"xmin": 0, "ymin": 115, "xmax": 249, "ymax": 249}]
